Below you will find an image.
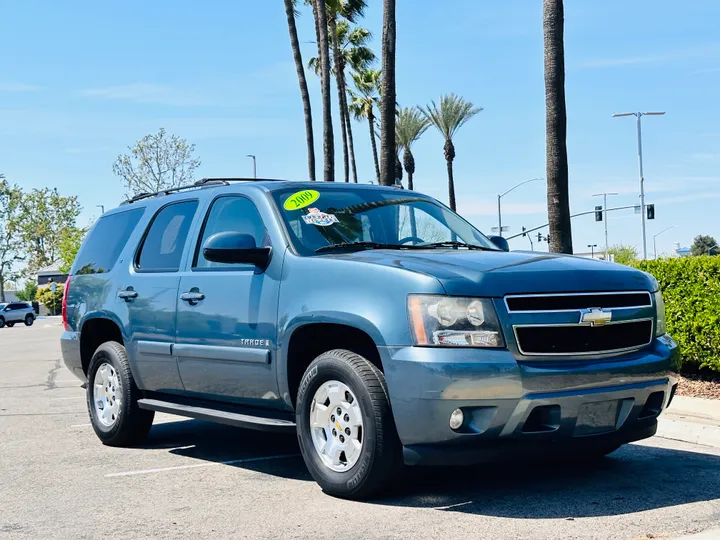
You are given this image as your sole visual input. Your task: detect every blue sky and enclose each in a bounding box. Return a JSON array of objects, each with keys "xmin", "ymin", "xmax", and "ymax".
[{"xmin": 1, "ymin": 0, "xmax": 718, "ymax": 257}]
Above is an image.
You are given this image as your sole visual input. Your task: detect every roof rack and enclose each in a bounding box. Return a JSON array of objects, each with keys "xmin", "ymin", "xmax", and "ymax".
[{"xmin": 120, "ymin": 177, "xmax": 291, "ymax": 205}]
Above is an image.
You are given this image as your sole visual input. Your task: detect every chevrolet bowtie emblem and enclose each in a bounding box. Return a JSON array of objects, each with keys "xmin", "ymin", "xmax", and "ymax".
[{"xmin": 580, "ymin": 308, "xmax": 612, "ymax": 326}]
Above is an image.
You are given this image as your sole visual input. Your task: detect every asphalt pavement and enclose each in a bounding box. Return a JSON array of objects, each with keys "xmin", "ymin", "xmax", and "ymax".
[{"xmin": 1, "ymin": 322, "xmax": 719, "ymax": 540}]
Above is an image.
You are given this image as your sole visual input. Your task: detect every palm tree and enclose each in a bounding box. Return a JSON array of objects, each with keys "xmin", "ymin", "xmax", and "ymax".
[
  {"xmin": 348, "ymin": 69, "xmax": 381, "ymax": 183},
  {"xmin": 379, "ymin": 0, "xmax": 396, "ymax": 186},
  {"xmin": 337, "ymin": 21, "xmax": 375, "ymax": 183},
  {"xmin": 395, "ymin": 107, "xmax": 429, "ymax": 190},
  {"xmin": 312, "ymin": 0, "xmax": 334, "ymax": 181},
  {"xmin": 283, "ymin": 0, "xmax": 316, "ymax": 182},
  {"xmin": 310, "ymin": 19, "xmax": 375, "ymax": 183},
  {"xmin": 543, "ymin": 0, "xmax": 572, "ymax": 253},
  {"xmin": 421, "ymin": 94, "xmax": 482, "ymax": 211}
]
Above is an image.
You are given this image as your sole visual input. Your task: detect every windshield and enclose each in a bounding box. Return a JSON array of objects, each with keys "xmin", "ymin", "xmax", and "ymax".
[{"xmin": 271, "ymin": 186, "xmax": 498, "ymax": 255}]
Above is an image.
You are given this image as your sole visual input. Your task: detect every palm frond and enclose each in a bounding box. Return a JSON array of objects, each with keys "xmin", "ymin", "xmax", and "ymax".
[
  {"xmin": 395, "ymin": 107, "xmax": 430, "ymax": 149},
  {"xmin": 420, "ymin": 93, "xmax": 482, "ymax": 141}
]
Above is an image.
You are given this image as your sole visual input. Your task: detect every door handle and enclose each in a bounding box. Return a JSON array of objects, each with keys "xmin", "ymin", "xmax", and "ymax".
[
  {"xmin": 180, "ymin": 289, "xmax": 205, "ymax": 305},
  {"xmin": 118, "ymin": 288, "xmax": 138, "ymax": 301}
]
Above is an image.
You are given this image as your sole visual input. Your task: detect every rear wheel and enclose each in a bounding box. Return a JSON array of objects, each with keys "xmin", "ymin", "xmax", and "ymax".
[
  {"xmin": 6, "ymin": 322, "xmax": 14, "ymax": 328},
  {"xmin": 24, "ymin": 314, "xmax": 34, "ymax": 326},
  {"xmin": 87, "ymin": 341, "xmax": 154, "ymax": 446},
  {"xmin": 296, "ymin": 349, "xmax": 402, "ymax": 499}
]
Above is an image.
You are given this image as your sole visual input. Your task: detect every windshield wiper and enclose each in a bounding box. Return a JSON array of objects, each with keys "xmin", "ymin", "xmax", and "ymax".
[
  {"xmin": 418, "ymin": 241, "xmax": 496, "ymax": 251},
  {"xmin": 316, "ymin": 241, "xmax": 415, "ymax": 253}
]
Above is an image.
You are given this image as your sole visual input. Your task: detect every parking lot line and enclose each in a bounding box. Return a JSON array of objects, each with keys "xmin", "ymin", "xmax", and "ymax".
[{"xmin": 105, "ymin": 453, "xmax": 300, "ymax": 478}]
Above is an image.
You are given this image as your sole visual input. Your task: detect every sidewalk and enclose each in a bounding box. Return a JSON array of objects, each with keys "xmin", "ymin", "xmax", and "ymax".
[{"xmin": 657, "ymin": 395, "xmax": 720, "ymax": 448}]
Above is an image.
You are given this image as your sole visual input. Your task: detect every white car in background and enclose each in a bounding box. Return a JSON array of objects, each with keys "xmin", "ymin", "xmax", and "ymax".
[{"xmin": 0, "ymin": 302, "xmax": 36, "ymax": 328}]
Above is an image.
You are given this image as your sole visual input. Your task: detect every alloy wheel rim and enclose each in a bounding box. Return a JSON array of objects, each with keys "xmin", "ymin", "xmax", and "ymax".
[
  {"xmin": 93, "ymin": 363, "xmax": 122, "ymax": 427},
  {"xmin": 309, "ymin": 380, "xmax": 364, "ymax": 473}
]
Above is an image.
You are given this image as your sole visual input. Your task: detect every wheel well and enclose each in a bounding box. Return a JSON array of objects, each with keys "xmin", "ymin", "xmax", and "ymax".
[
  {"xmin": 286, "ymin": 323, "xmax": 382, "ymax": 406},
  {"xmin": 80, "ymin": 318, "xmax": 123, "ymax": 375}
]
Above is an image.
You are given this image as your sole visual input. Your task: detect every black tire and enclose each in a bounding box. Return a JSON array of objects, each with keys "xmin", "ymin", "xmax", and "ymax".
[
  {"xmin": 0, "ymin": 317, "xmax": 5, "ymax": 328},
  {"xmin": 296, "ymin": 349, "xmax": 402, "ymax": 499},
  {"xmin": 6, "ymin": 322, "xmax": 14, "ymax": 328},
  {"xmin": 24, "ymin": 314, "xmax": 34, "ymax": 326},
  {"xmin": 86, "ymin": 341, "xmax": 154, "ymax": 446}
]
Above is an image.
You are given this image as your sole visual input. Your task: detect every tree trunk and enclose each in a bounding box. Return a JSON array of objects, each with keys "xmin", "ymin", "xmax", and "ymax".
[
  {"xmin": 0, "ymin": 271, "xmax": 5, "ymax": 302},
  {"xmin": 379, "ymin": 0, "xmax": 396, "ymax": 186},
  {"xmin": 543, "ymin": 0, "xmax": 573, "ymax": 254},
  {"xmin": 368, "ymin": 111, "xmax": 381, "ymax": 183},
  {"xmin": 314, "ymin": 0, "xmax": 335, "ymax": 182},
  {"xmin": 346, "ymin": 107, "xmax": 359, "ymax": 183},
  {"xmin": 446, "ymin": 158, "xmax": 456, "ymax": 211},
  {"xmin": 283, "ymin": 0, "xmax": 316, "ymax": 182},
  {"xmin": 329, "ymin": 16, "xmax": 349, "ymax": 183}
]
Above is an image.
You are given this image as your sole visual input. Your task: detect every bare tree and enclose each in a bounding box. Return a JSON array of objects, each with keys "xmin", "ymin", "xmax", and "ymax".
[{"xmin": 113, "ymin": 128, "xmax": 201, "ymax": 197}]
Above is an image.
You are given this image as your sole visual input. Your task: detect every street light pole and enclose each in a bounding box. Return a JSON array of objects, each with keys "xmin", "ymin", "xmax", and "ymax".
[
  {"xmin": 587, "ymin": 244, "xmax": 597, "ymax": 258},
  {"xmin": 612, "ymin": 111, "xmax": 665, "ymax": 260},
  {"xmin": 246, "ymin": 154, "xmax": 257, "ymax": 178},
  {"xmin": 652, "ymin": 225, "xmax": 675, "ymax": 259},
  {"xmin": 497, "ymin": 178, "xmax": 543, "ymax": 238},
  {"xmin": 97, "ymin": 205, "xmax": 105, "ymax": 214}
]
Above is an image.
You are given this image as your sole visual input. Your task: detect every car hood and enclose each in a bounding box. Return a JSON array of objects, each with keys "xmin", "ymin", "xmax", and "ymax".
[{"xmin": 326, "ymin": 249, "xmax": 656, "ymax": 296}]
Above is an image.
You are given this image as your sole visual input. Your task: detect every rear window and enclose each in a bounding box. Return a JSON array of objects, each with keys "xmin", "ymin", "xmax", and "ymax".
[{"xmin": 73, "ymin": 208, "xmax": 145, "ymax": 275}]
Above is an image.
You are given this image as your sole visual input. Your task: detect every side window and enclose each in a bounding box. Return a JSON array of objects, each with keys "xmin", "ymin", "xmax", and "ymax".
[
  {"xmin": 73, "ymin": 208, "xmax": 145, "ymax": 275},
  {"xmin": 136, "ymin": 200, "xmax": 198, "ymax": 272},
  {"xmin": 194, "ymin": 196, "xmax": 269, "ymax": 269}
]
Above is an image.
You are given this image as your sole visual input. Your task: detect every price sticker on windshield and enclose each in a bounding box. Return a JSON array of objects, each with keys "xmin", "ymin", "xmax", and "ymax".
[{"xmin": 283, "ymin": 189, "xmax": 320, "ymax": 211}]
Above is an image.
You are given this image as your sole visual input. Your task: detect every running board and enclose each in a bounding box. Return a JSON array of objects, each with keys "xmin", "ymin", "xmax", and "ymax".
[{"xmin": 137, "ymin": 398, "xmax": 296, "ymax": 433}]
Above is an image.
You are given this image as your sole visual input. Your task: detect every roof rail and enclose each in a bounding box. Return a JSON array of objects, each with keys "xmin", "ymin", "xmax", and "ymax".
[{"xmin": 120, "ymin": 177, "xmax": 292, "ymax": 205}]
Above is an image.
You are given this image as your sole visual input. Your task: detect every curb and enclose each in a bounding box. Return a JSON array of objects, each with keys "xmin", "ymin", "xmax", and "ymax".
[{"xmin": 656, "ymin": 418, "xmax": 720, "ymax": 448}]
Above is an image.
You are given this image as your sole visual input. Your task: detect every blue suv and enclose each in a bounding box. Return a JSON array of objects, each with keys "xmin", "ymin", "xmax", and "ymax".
[{"xmin": 61, "ymin": 178, "xmax": 680, "ymax": 498}]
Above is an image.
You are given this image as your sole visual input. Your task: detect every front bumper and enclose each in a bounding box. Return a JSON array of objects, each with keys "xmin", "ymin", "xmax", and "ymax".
[{"xmin": 380, "ymin": 336, "xmax": 680, "ymax": 465}]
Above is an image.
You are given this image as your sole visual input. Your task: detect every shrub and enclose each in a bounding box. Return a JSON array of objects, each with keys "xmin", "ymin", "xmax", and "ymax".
[
  {"xmin": 35, "ymin": 284, "xmax": 64, "ymax": 315},
  {"xmin": 633, "ymin": 256, "xmax": 720, "ymax": 373}
]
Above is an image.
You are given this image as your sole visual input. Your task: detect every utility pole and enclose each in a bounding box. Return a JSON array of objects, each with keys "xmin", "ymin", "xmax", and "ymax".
[
  {"xmin": 612, "ymin": 111, "xmax": 665, "ymax": 259},
  {"xmin": 593, "ymin": 192, "xmax": 618, "ymax": 260},
  {"xmin": 246, "ymin": 154, "xmax": 257, "ymax": 178}
]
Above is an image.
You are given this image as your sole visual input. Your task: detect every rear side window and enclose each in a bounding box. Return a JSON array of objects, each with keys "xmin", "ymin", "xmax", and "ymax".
[
  {"xmin": 136, "ymin": 200, "xmax": 198, "ymax": 272},
  {"xmin": 73, "ymin": 208, "xmax": 145, "ymax": 275}
]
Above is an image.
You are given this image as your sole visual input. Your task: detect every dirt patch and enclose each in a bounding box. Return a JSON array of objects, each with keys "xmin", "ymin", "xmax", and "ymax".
[{"xmin": 676, "ymin": 375, "xmax": 720, "ymax": 400}]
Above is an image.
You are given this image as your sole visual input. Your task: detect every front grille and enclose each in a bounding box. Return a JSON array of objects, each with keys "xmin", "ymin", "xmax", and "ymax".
[
  {"xmin": 506, "ymin": 292, "xmax": 651, "ymax": 312},
  {"xmin": 514, "ymin": 320, "xmax": 653, "ymax": 355}
]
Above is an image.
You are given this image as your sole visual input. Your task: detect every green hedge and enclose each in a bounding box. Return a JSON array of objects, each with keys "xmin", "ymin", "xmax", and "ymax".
[{"xmin": 633, "ymin": 256, "xmax": 720, "ymax": 373}]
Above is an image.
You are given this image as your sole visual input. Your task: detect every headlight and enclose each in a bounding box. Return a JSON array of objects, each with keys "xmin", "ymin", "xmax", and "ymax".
[
  {"xmin": 654, "ymin": 290, "xmax": 666, "ymax": 337},
  {"xmin": 407, "ymin": 295, "xmax": 505, "ymax": 347}
]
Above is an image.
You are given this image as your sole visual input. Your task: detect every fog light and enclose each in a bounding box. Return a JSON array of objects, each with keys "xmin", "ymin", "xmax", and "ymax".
[{"xmin": 449, "ymin": 408, "xmax": 464, "ymax": 430}]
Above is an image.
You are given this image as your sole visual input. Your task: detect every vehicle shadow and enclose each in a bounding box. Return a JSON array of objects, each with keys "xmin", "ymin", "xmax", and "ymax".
[
  {"xmin": 142, "ymin": 418, "xmax": 310, "ymax": 482},
  {"xmin": 141, "ymin": 420, "xmax": 720, "ymax": 517}
]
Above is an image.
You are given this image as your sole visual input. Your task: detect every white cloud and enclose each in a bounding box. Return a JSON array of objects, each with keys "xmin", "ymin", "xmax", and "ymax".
[{"xmin": 0, "ymin": 82, "xmax": 43, "ymax": 92}]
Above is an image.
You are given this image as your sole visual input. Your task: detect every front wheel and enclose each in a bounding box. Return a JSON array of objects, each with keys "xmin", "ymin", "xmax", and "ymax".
[
  {"xmin": 296, "ymin": 349, "xmax": 402, "ymax": 499},
  {"xmin": 0, "ymin": 317, "xmax": 5, "ymax": 328},
  {"xmin": 24, "ymin": 314, "xmax": 34, "ymax": 326},
  {"xmin": 87, "ymin": 341, "xmax": 154, "ymax": 446}
]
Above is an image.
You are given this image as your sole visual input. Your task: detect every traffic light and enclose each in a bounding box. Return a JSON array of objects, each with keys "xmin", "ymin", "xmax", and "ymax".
[
  {"xmin": 537, "ymin": 232, "xmax": 542, "ymax": 242},
  {"xmin": 595, "ymin": 205, "xmax": 603, "ymax": 222},
  {"xmin": 647, "ymin": 204, "xmax": 655, "ymax": 220},
  {"xmin": 522, "ymin": 226, "xmax": 527, "ymax": 237}
]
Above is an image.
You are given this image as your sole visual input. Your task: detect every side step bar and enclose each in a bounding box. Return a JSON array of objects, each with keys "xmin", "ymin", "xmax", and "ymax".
[{"xmin": 137, "ymin": 398, "xmax": 296, "ymax": 433}]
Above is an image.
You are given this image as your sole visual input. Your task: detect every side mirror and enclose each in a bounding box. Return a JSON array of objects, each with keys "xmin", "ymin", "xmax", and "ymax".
[
  {"xmin": 202, "ymin": 232, "xmax": 271, "ymax": 269},
  {"xmin": 488, "ymin": 235, "xmax": 510, "ymax": 252}
]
